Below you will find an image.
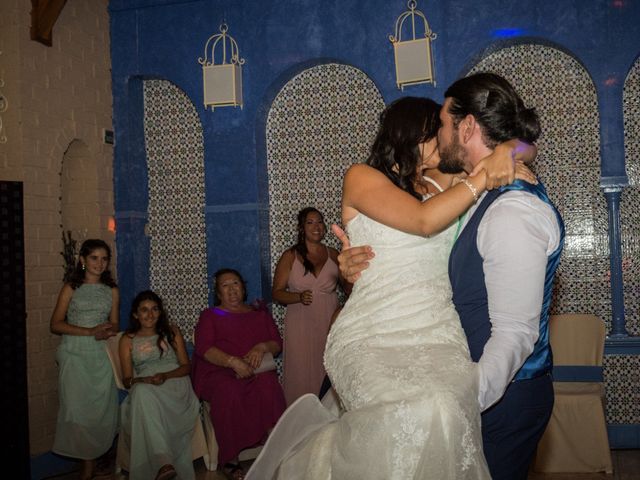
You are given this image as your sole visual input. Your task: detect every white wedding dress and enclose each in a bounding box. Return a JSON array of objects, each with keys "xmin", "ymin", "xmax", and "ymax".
[{"xmin": 248, "ymin": 203, "xmax": 490, "ymax": 479}]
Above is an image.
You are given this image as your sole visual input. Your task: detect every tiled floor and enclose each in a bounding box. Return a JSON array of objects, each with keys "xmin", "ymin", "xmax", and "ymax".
[{"xmin": 45, "ymin": 450, "xmax": 640, "ymax": 479}]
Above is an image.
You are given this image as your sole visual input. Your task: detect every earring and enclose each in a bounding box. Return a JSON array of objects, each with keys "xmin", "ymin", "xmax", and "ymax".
[{"xmin": 81, "ymin": 264, "xmax": 86, "ymax": 271}]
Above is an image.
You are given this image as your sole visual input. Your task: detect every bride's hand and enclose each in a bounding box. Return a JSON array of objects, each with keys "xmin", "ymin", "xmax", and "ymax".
[
  {"xmin": 470, "ymin": 143, "xmax": 516, "ymax": 190},
  {"xmin": 514, "ymin": 161, "xmax": 538, "ymax": 184}
]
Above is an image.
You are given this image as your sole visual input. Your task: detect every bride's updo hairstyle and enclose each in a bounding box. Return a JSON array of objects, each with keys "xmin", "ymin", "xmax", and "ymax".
[
  {"xmin": 444, "ymin": 72, "xmax": 541, "ymax": 148},
  {"xmin": 367, "ymin": 96, "xmax": 441, "ymax": 200}
]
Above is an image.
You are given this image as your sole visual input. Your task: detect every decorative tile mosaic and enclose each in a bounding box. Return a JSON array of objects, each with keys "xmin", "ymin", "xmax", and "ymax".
[
  {"xmin": 622, "ymin": 58, "xmax": 640, "ymax": 337},
  {"xmin": 265, "ymin": 63, "xmax": 385, "ymax": 372},
  {"xmin": 143, "ymin": 80, "xmax": 209, "ymax": 341},
  {"xmin": 604, "ymin": 355, "xmax": 640, "ymax": 423},
  {"xmin": 610, "ymin": 58, "xmax": 640, "ymax": 425},
  {"xmin": 471, "ymin": 44, "xmax": 638, "ymax": 424}
]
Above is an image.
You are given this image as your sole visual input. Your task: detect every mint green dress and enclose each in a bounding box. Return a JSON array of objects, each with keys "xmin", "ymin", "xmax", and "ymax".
[
  {"xmin": 121, "ymin": 334, "xmax": 200, "ymax": 480},
  {"xmin": 52, "ymin": 283, "xmax": 119, "ymax": 460}
]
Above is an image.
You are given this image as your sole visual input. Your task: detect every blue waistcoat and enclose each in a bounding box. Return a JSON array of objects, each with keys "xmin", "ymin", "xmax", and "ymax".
[{"xmin": 448, "ymin": 180, "xmax": 565, "ymax": 381}]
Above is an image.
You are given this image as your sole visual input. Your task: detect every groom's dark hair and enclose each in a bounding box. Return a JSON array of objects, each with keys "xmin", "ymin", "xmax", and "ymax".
[{"xmin": 444, "ymin": 72, "xmax": 541, "ymax": 148}]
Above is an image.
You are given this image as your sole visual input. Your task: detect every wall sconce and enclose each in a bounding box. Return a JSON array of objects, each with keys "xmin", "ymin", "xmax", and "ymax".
[
  {"xmin": 389, "ymin": 1, "xmax": 437, "ymax": 90},
  {"xmin": 198, "ymin": 23, "xmax": 245, "ymax": 110}
]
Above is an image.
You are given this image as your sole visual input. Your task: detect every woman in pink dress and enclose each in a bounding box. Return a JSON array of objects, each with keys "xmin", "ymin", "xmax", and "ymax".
[
  {"xmin": 272, "ymin": 207, "xmax": 350, "ymax": 405},
  {"xmin": 192, "ymin": 268, "xmax": 286, "ymax": 479}
]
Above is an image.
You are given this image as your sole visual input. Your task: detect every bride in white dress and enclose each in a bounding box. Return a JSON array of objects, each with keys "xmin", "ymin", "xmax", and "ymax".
[{"xmin": 247, "ymin": 97, "xmax": 535, "ymax": 480}]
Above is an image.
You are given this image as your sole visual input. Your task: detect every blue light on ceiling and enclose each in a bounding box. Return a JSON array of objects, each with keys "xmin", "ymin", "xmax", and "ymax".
[{"xmin": 492, "ymin": 28, "xmax": 526, "ymax": 38}]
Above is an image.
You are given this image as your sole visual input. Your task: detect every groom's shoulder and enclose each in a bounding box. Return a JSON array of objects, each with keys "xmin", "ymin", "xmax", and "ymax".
[
  {"xmin": 489, "ymin": 189, "xmax": 559, "ymax": 230},
  {"xmin": 493, "ymin": 188, "xmax": 547, "ymax": 209}
]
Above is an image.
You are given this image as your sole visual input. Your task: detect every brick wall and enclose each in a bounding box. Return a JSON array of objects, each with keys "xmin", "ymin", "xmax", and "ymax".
[{"xmin": 0, "ymin": 0, "xmax": 114, "ymax": 454}]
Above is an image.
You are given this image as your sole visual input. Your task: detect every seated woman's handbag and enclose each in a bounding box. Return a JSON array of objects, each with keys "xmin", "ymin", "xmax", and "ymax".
[{"xmin": 254, "ymin": 352, "xmax": 277, "ymax": 374}]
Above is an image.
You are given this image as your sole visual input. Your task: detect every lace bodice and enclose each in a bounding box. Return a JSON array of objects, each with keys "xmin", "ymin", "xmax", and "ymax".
[
  {"xmin": 66, "ymin": 283, "xmax": 112, "ymax": 328},
  {"xmin": 60, "ymin": 283, "xmax": 113, "ymax": 352},
  {"xmin": 347, "ymin": 212, "xmax": 456, "ymax": 291},
  {"xmin": 131, "ymin": 334, "xmax": 180, "ymax": 377},
  {"xmin": 326, "ymin": 213, "xmax": 462, "ymax": 351}
]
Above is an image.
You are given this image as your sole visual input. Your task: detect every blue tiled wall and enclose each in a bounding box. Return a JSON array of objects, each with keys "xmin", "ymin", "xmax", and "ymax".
[{"xmin": 109, "ymin": 0, "xmax": 639, "ymax": 307}]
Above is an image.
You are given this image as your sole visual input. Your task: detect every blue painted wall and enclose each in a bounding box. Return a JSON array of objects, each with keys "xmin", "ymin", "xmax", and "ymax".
[{"xmin": 109, "ymin": 0, "xmax": 640, "ymax": 321}]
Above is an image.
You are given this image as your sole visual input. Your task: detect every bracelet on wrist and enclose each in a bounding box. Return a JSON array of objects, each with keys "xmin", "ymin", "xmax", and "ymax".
[{"xmin": 460, "ymin": 178, "xmax": 479, "ymax": 202}]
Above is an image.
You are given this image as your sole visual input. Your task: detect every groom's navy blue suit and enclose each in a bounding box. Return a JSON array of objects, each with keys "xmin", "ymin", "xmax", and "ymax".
[{"xmin": 449, "ymin": 180, "xmax": 565, "ymax": 480}]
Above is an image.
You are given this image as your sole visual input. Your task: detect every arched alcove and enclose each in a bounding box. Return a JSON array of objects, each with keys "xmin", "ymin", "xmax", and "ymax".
[
  {"xmin": 621, "ymin": 56, "xmax": 640, "ymax": 337},
  {"xmin": 603, "ymin": 55, "xmax": 640, "ymax": 427},
  {"xmin": 142, "ymin": 79, "xmax": 208, "ymax": 339},
  {"xmin": 265, "ymin": 62, "xmax": 385, "ymax": 337},
  {"xmin": 60, "ymin": 139, "xmax": 100, "ymax": 242},
  {"xmin": 468, "ymin": 43, "xmax": 607, "ymax": 325}
]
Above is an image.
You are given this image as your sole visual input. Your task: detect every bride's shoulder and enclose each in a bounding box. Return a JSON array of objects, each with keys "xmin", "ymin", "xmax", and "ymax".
[
  {"xmin": 344, "ymin": 163, "xmax": 388, "ymax": 186},
  {"xmin": 345, "ymin": 162, "xmax": 372, "ymax": 174}
]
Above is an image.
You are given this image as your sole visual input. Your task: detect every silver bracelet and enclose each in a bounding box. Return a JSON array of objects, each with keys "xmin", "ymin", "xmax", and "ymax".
[{"xmin": 460, "ymin": 178, "xmax": 479, "ymax": 202}]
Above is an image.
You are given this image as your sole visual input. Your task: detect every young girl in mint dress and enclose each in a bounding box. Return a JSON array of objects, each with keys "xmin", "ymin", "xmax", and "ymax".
[
  {"xmin": 50, "ymin": 239, "xmax": 120, "ymax": 480},
  {"xmin": 119, "ymin": 290, "xmax": 200, "ymax": 480}
]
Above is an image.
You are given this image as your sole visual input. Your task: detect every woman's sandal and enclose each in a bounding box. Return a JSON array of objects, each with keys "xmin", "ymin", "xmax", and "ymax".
[
  {"xmin": 156, "ymin": 464, "xmax": 177, "ymax": 480},
  {"xmin": 223, "ymin": 462, "xmax": 246, "ymax": 480}
]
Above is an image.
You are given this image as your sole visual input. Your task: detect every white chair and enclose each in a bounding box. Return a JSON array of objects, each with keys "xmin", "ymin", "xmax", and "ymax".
[
  {"xmin": 105, "ymin": 333, "xmax": 214, "ymax": 472},
  {"xmin": 199, "ymin": 400, "xmax": 219, "ymax": 470},
  {"xmin": 532, "ymin": 314, "xmax": 613, "ymax": 473}
]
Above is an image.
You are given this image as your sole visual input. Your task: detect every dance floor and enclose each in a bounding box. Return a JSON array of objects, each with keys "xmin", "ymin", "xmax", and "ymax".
[{"xmin": 46, "ymin": 449, "xmax": 640, "ymax": 479}]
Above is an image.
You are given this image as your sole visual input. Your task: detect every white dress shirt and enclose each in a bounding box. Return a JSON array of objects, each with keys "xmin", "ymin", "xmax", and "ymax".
[{"xmin": 460, "ymin": 190, "xmax": 562, "ymax": 411}]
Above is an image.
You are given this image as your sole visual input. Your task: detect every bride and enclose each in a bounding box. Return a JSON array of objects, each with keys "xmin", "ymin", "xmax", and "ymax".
[{"xmin": 247, "ymin": 97, "xmax": 535, "ymax": 479}]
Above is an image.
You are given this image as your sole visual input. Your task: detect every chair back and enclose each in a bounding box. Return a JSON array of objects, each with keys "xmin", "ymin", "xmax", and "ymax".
[
  {"xmin": 106, "ymin": 331, "xmax": 126, "ymax": 389},
  {"xmin": 549, "ymin": 314, "xmax": 605, "ymax": 367}
]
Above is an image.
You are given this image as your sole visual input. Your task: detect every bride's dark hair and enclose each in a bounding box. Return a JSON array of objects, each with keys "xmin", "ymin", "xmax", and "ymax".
[{"xmin": 366, "ymin": 97, "xmax": 441, "ymax": 200}]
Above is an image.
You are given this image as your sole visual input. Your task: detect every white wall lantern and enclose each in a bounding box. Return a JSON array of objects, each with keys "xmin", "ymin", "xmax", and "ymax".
[
  {"xmin": 389, "ymin": 1, "xmax": 437, "ymax": 90},
  {"xmin": 198, "ymin": 23, "xmax": 245, "ymax": 110}
]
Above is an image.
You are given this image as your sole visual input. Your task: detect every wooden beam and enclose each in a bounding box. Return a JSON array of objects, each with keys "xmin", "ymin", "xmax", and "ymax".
[{"xmin": 30, "ymin": 0, "xmax": 68, "ymax": 47}]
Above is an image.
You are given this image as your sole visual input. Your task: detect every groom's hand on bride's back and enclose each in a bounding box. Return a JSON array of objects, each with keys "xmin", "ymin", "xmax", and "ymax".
[{"xmin": 331, "ymin": 224, "xmax": 374, "ymax": 283}]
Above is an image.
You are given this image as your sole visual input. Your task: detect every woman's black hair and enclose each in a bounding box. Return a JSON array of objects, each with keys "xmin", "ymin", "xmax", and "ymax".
[
  {"xmin": 212, "ymin": 268, "xmax": 248, "ymax": 306},
  {"xmin": 290, "ymin": 207, "xmax": 324, "ymax": 275},
  {"xmin": 366, "ymin": 96, "xmax": 442, "ymax": 200},
  {"xmin": 126, "ymin": 290, "xmax": 175, "ymax": 356},
  {"xmin": 68, "ymin": 239, "xmax": 117, "ymax": 289}
]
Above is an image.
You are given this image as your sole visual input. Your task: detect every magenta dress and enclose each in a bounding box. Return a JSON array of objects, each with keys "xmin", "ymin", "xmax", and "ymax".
[
  {"xmin": 283, "ymin": 254, "xmax": 339, "ymax": 405},
  {"xmin": 192, "ymin": 306, "xmax": 286, "ymax": 465}
]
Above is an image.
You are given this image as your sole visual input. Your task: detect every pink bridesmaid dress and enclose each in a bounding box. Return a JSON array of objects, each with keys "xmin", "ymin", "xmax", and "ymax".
[{"xmin": 283, "ymin": 251, "xmax": 339, "ymax": 405}]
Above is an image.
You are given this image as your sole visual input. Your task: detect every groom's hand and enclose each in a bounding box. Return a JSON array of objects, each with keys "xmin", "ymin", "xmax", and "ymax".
[{"xmin": 331, "ymin": 224, "xmax": 374, "ymax": 283}]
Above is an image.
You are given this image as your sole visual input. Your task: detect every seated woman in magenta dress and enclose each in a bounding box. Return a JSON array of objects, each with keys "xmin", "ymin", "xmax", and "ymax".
[{"xmin": 192, "ymin": 268, "xmax": 286, "ymax": 480}]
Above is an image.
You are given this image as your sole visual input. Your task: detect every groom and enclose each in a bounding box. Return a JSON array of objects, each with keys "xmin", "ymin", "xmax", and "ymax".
[{"xmin": 336, "ymin": 73, "xmax": 564, "ymax": 480}]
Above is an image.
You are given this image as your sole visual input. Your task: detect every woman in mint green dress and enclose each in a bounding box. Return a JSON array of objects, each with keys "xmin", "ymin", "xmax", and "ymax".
[
  {"xmin": 119, "ymin": 290, "xmax": 200, "ymax": 480},
  {"xmin": 50, "ymin": 239, "xmax": 120, "ymax": 480}
]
